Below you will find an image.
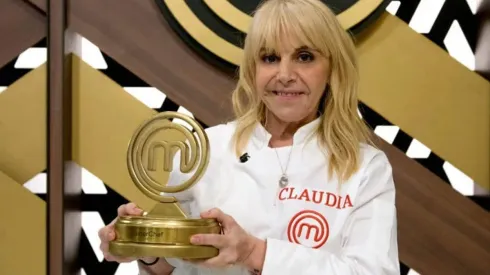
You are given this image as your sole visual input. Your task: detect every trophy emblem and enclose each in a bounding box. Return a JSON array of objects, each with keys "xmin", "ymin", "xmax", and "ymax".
[{"xmin": 109, "ymin": 111, "xmax": 221, "ymax": 259}]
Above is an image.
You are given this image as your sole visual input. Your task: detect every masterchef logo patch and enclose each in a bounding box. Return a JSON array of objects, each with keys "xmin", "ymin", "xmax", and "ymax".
[
  {"xmin": 155, "ymin": 0, "xmax": 390, "ymax": 68},
  {"xmin": 287, "ymin": 210, "xmax": 330, "ymax": 248}
]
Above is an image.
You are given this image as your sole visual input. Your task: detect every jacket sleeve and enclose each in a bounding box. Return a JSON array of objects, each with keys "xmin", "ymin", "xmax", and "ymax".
[{"xmin": 261, "ymin": 152, "xmax": 400, "ymax": 275}]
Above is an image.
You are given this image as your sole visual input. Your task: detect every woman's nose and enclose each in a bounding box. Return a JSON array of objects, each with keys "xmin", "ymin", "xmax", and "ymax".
[{"xmin": 277, "ymin": 61, "xmax": 296, "ymax": 85}]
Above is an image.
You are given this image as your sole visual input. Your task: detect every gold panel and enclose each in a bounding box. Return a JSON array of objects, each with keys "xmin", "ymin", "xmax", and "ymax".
[
  {"xmin": 164, "ymin": 0, "xmax": 243, "ymax": 65},
  {"xmin": 356, "ymin": 13, "xmax": 490, "ymax": 189},
  {"xmin": 72, "ymin": 55, "xmax": 187, "ymax": 210},
  {"xmin": 0, "ymin": 170, "xmax": 45, "ymax": 275},
  {"xmin": 0, "ymin": 65, "xmax": 46, "ymax": 183}
]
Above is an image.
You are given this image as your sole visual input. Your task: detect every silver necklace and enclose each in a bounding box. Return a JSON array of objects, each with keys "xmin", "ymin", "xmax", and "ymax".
[{"xmin": 274, "ymin": 146, "xmax": 293, "ymax": 188}]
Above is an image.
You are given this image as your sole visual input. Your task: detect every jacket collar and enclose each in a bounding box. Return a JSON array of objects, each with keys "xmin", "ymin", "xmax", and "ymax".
[{"xmin": 251, "ymin": 117, "xmax": 321, "ymax": 149}]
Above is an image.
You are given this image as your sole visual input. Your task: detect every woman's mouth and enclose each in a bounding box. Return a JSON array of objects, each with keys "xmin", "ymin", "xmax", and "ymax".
[{"xmin": 272, "ymin": 91, "xmax": 305, "ymax": 97}]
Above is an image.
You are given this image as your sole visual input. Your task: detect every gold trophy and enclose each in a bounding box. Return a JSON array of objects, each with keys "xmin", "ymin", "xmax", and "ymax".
[{"xmin": 109, "ymin": 111, "xmax": 221, "ymax": 259}]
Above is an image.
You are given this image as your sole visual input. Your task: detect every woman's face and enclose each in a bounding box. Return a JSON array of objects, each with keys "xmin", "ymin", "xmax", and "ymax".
[{"xmin": 255, "ymin": 38, "xmax": 330, "ymax": 123}]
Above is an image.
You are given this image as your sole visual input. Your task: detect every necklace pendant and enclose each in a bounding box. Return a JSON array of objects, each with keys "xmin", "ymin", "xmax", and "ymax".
[{"xmin": 279, "ymin": 174, "xmax": 289, "ymax": 188}]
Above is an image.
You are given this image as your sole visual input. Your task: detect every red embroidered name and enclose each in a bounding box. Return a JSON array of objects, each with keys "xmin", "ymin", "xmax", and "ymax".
[{"xmin": 278, "ymin": 187, "xmax": 353, "ymax": 209}]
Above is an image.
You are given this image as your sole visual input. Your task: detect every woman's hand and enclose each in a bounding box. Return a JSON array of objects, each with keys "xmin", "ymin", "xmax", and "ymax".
[
  {"xmin": 98, "ymin": 202, "xmax": 146, "ymax": 263},
  {"xmin": 189, "ymin": 208, "xmax": 265, "ymax": 270},
  {"xmin": 97, "ymin": 203, "xmax": 177, "ymax": 275}
]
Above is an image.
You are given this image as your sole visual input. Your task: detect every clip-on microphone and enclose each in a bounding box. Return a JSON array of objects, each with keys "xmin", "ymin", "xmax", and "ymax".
[{"xmin": 239, "ymin": 152, "xmax": 250, "ymax": 163}]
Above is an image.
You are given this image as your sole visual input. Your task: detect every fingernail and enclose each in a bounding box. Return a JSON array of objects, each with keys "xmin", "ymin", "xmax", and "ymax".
[
  {"xmin": 190, "ymin": 236, "xmax": 199, "ymax": 243},
  {"xmin": 202, "ymin": 209, "xmax": 212, "ymax": 216},
  {"xmin": 130, "ymin": 208, "xmax": 143, "ymax": 215}
]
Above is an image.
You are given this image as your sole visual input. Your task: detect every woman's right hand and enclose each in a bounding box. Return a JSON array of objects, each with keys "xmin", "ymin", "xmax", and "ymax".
[{"xmin": 98, "ymin": 202, "xmax": 144, "ymax": 262}]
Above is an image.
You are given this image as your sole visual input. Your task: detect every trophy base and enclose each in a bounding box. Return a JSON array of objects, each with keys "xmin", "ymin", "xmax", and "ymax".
[
  {"xmin": 109, "ymin": 241, "xmax": 219, "ymax": 259},
  {"xmin": 109, "ymin": 214, "xmax": 221, "ymax": 259}
]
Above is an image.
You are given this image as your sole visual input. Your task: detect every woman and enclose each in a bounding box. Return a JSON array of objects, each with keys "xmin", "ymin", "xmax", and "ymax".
[{"xmin": 98, "ymin": 0, "xmax": 400, "ymax": 274}]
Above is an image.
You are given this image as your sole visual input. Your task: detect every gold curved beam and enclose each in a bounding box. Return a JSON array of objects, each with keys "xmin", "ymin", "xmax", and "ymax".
[
  {"xmin": 166, "ymin": 0, "xmax": 384, "ymax": 66},
  {"xmin": 164, "ymin": 0, "xmax": 243, "ymax": 66},
  {"xmin": 202, "ymin": 0, "xmax": 251, "ymax": 33},
  {"xmin": 337, "ymin": 0, "xmax": 384, "ymax": 30},
  {"xmin": 202, "ymin": 0, "xmax": 383, "ymax": 33}
]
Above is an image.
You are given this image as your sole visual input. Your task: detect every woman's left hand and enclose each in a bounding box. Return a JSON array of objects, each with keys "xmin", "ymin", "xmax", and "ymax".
[{"xmin": 189, "ymin": 208, "xmax": 261, "ymax": 269}]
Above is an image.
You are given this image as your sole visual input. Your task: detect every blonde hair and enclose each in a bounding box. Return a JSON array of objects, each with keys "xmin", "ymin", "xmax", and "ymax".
[{"xmin": 231, "ymin": 0, "xmax": 374, "ymax": 183}]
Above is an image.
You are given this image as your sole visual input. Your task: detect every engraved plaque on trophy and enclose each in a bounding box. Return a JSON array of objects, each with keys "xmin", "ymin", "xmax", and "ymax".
[{"xmin": 109, "ymin": 111, "xmax": 221, "ymax": 259}]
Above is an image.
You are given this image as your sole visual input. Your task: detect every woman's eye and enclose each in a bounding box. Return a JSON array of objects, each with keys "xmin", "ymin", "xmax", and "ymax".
[
  {"xmin": 261, "ymin": 54, "xmax": 279, "ymax": 63},
  {"xmin": 298, "ymin": 52, "xmax": 314, "ymax": 62}
]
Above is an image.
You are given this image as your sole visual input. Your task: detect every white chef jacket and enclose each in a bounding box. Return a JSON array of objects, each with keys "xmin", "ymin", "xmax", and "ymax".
[{"xmin": 163, "ymin": 118, "xmax": 400, "ymax": 275}]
